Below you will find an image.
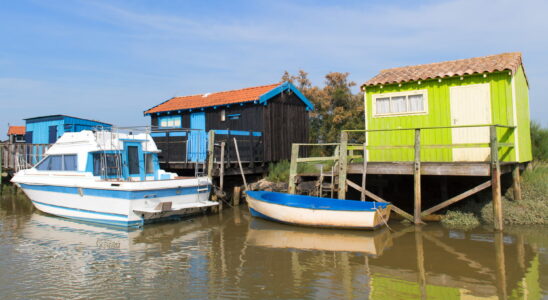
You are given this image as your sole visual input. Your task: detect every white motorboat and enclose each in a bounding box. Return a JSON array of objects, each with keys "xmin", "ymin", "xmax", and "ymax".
[{"xmin": 11, "ymin": 128, "xmax": 217, "ymax": 227}]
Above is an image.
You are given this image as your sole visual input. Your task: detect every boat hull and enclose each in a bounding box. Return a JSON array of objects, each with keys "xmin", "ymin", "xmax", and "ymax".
[
  {"xmin": 18, "ymin": 183, "xmax": 217, "ymax": 227},
  {"xmin": 247, "ymin": 191, "xmax": 391, "ymax": 230}
]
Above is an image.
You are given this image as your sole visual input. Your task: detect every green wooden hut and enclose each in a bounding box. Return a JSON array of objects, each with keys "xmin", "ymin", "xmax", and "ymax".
[{"xmin": 361, "ymin": 52, "xmax": 532, "ymax": 163}]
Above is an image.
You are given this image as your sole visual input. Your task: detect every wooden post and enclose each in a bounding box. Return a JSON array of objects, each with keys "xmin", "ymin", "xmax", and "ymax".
[
  {"xmin": 207, "ymin": 130, "xmax": 215, "ymax": 180},
  {"xmin": 233, "ymin": 186, "xmax": 241, "ymax": 206},
  {"xmin": 361, "ymin": 142, "xmax": 367, "ymax": 201},
  {"xmin": 415, "ymin": 227, "xmax": 427, "ymax": 300},
  {"xmin": 288, "ymin": 144, "xmax": 299, "ymax": 194},
  {"xmin": 337, "ymin": 131, "xmax": 348, "ymax": 200},
  {"xmin": 220, "ymin": 142, "xmax": 225, "ymax": 193},
  {"xmin": 490, "ymin": 126, "xmax": 503, "ymax": 231},
  {"xmin": 414, "ymin": 129, "xmax": 423, "ymax": 225},
  {"xmin": 233, "ymin": 138, "xmax": 248, "ymax": 191},
  {"xmin": 494, "ymin": 232, "xmax": 508, "ymax": 300},
  {"xmin": 512, "ymin": 164, "xmax": 522, "ymax": 201}
]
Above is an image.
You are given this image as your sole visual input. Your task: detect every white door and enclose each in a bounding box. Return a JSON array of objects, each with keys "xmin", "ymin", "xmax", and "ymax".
[{"xmin": 449, "ymin": 83, "xmax": 492, "ymax": 161}]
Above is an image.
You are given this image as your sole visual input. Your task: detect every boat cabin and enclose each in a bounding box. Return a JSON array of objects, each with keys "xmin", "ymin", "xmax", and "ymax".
[{"xmin": 34, "ymin": 130, "xmax": 175, "ymax": 181}]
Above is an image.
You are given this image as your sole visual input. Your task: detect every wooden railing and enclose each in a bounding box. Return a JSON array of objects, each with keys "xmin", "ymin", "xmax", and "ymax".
[
  {"xmin": 1, "ymin": 143, "xmax": 51, "ymax": 171},
  {"xmin": 288, "ymin": 124, "xmax": 515, "ymax": 230}
]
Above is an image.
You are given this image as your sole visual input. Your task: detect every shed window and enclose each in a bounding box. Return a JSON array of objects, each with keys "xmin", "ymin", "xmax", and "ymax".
[
  {"xmin": 159, "ymin": 115, "xmax": 182, "ymax": 128},
  {"xmin": 372, "ymin": 90, "xmax": 427, "ymax": 117},
  {"xmin": 221, "ymin": 110, "xmax": 226, "ymax": 122},
  {"xmin": 36, "ymin": 154, "xmax": 77, "ymax": 171}
]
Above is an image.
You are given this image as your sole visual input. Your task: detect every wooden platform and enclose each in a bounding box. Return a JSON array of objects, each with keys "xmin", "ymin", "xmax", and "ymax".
[{"xmin": 347, "ymin": 161, "xmax": 515, "ymax": 176}]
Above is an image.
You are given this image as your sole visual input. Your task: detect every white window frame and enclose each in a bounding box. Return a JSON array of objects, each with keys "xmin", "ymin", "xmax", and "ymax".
[{"xmin": 372, "ymin": 89, "xmax": 428, "ymax": 117}]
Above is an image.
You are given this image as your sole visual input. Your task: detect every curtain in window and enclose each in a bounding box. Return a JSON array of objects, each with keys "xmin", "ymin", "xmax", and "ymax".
[
  {"xmin": 408, "ymin": 94, "xmax": 424, "ymax": 112},
  {"xmin": 63, "ymin": 155, "xmax": 77, "ymax": 171},
  {"xmin": 391, "ymin": 96, "xmax": 406, "ymax": 113},
  {"xmin": 376, "ymin": 97, "xmax": 390, "ymax": 114}
]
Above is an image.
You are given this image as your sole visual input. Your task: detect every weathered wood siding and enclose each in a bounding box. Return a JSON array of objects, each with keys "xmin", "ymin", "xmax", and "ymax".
[{"xmin": 263, "ymin": 93, "xmax": 309, "ymax": 162}]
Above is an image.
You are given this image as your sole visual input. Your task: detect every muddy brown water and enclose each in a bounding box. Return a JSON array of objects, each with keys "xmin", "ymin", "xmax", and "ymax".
[{"xmin": 0, "ymin": 195, "xmax": 546, "ymax": 299}]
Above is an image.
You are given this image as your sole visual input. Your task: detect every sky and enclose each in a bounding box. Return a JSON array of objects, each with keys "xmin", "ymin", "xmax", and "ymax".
[{"xmin": 1, "ymin": 0, "xmax": 547, "ymax": 139}]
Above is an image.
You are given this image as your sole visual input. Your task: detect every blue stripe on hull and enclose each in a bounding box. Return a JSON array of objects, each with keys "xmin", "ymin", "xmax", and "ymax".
[
  {"xmin": 20, "ymin": 183, "xmax": 209, "ymax": 200},
  {"xmin": 32, "ymin": 200, "xmax": 128, "ymax": 218}
]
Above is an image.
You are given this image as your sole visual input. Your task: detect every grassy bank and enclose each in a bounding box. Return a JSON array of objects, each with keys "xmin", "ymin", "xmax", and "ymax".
[{"xmin": 442, "ymin": 164, "xmax": 548, "ymax": 229}]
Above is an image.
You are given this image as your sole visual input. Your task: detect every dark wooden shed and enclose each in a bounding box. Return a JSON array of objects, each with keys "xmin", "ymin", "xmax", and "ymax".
[{"xmin": 144, "ymin": 82, "xmax": 313, "ymax": 172}]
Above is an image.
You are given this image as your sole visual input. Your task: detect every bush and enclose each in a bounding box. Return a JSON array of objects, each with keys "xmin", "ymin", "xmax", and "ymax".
[{"xmin": 531, "ymin": 121, "xmax": 548, "ymax": 161}]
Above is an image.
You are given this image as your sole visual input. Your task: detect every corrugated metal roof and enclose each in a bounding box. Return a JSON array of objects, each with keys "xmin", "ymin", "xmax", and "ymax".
[{"xmin": 362, "ymin": 52, "xmax": 524, "ymax": 87}]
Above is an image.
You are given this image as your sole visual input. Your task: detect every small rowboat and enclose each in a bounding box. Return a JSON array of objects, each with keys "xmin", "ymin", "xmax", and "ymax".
[{"xmin": 246, "ymin": 191, "xmax": 391, "ymax": 230}]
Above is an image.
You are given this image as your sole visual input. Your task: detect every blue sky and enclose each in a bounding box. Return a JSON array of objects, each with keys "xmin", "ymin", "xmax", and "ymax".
[{"xmin": 1, "ymin": 0, "xmax": 547, "ymax": 139}]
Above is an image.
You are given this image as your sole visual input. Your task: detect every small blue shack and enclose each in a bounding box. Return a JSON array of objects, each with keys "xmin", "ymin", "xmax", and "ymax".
[{"xmin": 24, "ymin": 115, "xmax": 112, "ymax": 144}]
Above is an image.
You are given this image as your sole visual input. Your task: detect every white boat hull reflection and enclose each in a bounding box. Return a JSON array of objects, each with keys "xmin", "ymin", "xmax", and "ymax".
[{"xmin": 246, "ymin": 218, "xmax": 393, "ymax": 256}]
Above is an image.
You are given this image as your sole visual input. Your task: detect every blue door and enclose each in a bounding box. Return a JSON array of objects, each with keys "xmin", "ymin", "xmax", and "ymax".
[{"xmin": 188, "ymin": 112, "xmax": 207, "ymax": 162}]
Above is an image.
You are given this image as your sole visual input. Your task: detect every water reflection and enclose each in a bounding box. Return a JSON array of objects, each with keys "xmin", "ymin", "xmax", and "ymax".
[{"xmin": 0, "ymin": 195, "xmax": 545, "ymax": 299}]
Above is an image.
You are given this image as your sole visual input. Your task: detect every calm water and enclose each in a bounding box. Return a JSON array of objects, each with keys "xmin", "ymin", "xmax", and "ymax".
[{"xmin": 0, "ymin": 195, "xmax": 546, "ymax": 299}]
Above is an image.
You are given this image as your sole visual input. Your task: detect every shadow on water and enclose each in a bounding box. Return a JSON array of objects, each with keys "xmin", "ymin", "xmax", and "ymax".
[{"xmin": 0, "ymin": 194, "xmax": 546, "ymax": 299}]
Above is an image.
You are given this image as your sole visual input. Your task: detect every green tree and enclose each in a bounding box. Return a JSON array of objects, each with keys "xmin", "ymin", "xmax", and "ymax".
[{"xmin": 282, "ymin": 71, "xmax": 364, "ymax": 147}]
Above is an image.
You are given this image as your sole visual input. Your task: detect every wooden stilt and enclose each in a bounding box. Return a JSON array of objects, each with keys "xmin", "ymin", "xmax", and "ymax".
[
  {"xmin": 233, "ymin": 186, "xmax": 241, "ymax": 206},
  {"xmin": 512, "ymin": 164, "xmax": 522, "ymax": 201},
  {"xmin": 346, "ymin": 179, "xmax": 413, "ymax": 222},
  {"xmin": 288, "ymin": 144, "xmax": 299, "ymax": 194},
  {"xmin": 219, "ymin": 142, "xmax": 225, "ymax": 193},
  {"xmin": 421, "ymin": 180, "xmax": 492, "ymax": 216},
  {"xmin": 415, "ymin": 227, "xmax": 427, "ymax": 300},
  {"xmin": 361, "ymin": 142, "xmax": 367, "ymax": 201},
  {"xmin": 338, "ymin": 132, "xmax": 348, "ymax": 200},
  {"xmin": 207, "ymin": 130, "xmax": 215, "ymax": 180},
  {"xmin": 414, "ymin": 129, "xmax": 424, "ymax": 225},
  {"xmin": 494, "ymin": 232, "xmax": 508, "ymax": 300},
  {"xmin": 233, "ymin": 138, "xmax": 248, "ymax": 191},
  {"xmin": 490, "ymin": 126, "xmax": 503, "ymax": 231}
]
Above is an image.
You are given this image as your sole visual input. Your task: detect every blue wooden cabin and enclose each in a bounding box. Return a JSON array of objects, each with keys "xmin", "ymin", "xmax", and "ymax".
[
  {"xmin": 24, "ymin": 115, "xmax": 112, "ymax": 144},
  {"xmin": 144, "ymin": 82, "xmax": 313, "ymax": 172}
]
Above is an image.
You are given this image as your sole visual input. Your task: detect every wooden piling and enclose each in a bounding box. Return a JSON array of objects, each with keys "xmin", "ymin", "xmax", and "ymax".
[
  {"xmin": 490, "ymin": 126, "xmax": 503, "ymax": 231},
  {"xmin": 233, "ymin": 186, "xmax": 241, "ymax": 206},
  {"xmin": 494, "ymin": 232, "xmax": 508, "ymax": 300},
  {"xmin": 207, "ymin": 130, "xmax": 215, "ymax": 180},
  {"xmin": 337, "ymin": 131, "xmax": 348, "ymax": 200},
  {"xmin": 288, "ymin": 144, "xmax": 299, "ymax": 194},
  {"xmin": 414, "ymin": 129, "xmax": 424, "ymax": 225},
  {"xmin": 512, "ymin": 164, "xmax": 522, "ymax": 201},
  {"xmin": 361, "ymin": 142, "xmax": 367, "ymax": 201},
  {"xmin": 219, "ymin": 142, "xmax": 225, "ymax": 193},
  {"xmin": 415, "ymin": 227, "xmax": 427, "ymax": 299}
]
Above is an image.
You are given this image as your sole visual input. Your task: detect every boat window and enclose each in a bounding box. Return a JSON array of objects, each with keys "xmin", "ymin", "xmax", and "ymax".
[
  {"xmin": 63, "ymin": 155, "xmax": 77, "ymax": 171},
  {"xmin": 35, "ymin": 154, "xmax": 78, "ymax": 171},
  {"xmin": 145, "ymin": 154, "xmax": 154, "ymax": 174},
  {"xmin": 92, "ymin": 153, "xmax": 121, "ymax": 176},
  {"xmin": 128, "ymin": 146, "xmax": 140, "ymax": 175}
]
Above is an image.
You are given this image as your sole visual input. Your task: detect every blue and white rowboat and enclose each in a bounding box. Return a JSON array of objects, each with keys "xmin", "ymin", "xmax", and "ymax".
[{"xmin": 246, "ymin": 191, "xmax": 392, "ymax": 230}]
